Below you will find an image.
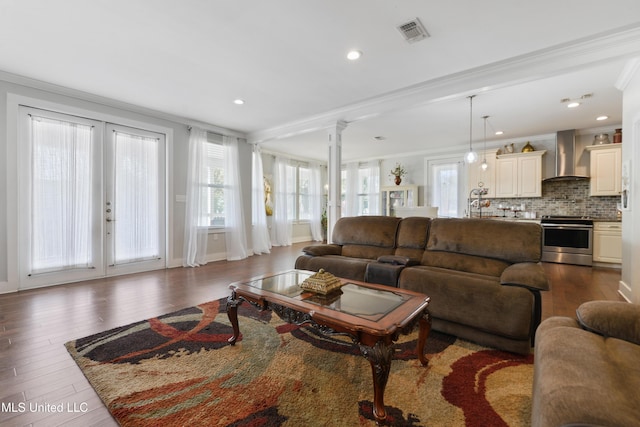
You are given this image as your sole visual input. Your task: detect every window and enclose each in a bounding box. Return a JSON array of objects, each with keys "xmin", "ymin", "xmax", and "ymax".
[
  {"xmin": 284, "ymin": 163, "xmax": 311, "ymax": 222},
  {"xmin": 203, "ymin": 139, "xmax": 225, "ymax": 227},
  {"xmin": 341, "ymin": 163, "xmax": 380, "ymax": 216}
]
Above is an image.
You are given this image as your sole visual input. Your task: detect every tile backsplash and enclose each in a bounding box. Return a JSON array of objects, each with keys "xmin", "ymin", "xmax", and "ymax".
[{"xmin": 478, "ymin": 180, "xmax": 620, "ymax": 219}]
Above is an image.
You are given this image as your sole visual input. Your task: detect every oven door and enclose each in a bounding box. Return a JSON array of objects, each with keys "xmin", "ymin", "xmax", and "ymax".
[{"xmin": 542, "ymin": 224, "xmax": 593, "ymax": 265}]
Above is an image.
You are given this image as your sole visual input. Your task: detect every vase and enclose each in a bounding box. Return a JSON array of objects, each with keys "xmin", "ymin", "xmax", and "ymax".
[{"xmin": 395, "ymin": 176, "xmax": 402, "ymax": 185}]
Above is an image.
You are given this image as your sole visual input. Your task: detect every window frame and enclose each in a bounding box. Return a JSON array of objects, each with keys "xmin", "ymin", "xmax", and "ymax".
[{"xmin": 202, "ymin": 136, "xmax": 226, "ymax": 230}]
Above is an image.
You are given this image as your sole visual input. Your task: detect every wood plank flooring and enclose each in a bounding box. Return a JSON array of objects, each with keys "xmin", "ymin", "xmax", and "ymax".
[{"xmin": 0, "ymin": 242, "xmax": 624, "ymax": 426}]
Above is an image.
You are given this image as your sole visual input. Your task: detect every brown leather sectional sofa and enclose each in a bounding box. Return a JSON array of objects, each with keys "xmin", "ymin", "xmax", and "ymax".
[{"xmin": 295, "ymin": 216, "xmax": 549, "ymax": 354}]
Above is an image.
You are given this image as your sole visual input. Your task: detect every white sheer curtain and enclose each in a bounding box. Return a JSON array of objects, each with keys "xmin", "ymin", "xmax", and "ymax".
[
  {"xmin": 343, "ymin": 162, "xmax": 359, "ymax": 217},
  {"xmin": 251, "ymin": 145, "xmax": 272, "ymax": 254},
  {"xmin": 30, "ymin": 115, "xmax": 94, "ymax": 272},
  {"xmin": 365, "ymin": 160, "xmax": 381, "ymax": 215},
  {"xmin": 113, "ymin": 131, "xmax": 160, "ymax": 263},
  {"xmin": 183, "ymin": 127, "xmax": 209, "ymax": 267},
  {"xmin": 223, "ymin": 136, "xmax": 249, "ymax": 260},
  {"xmin": 309, "ymin": 162, "xmax": 324, "ymax": 241},
  {"xmin": 271, "ymin": 156, "xmax": 292, "ymax": 246}
]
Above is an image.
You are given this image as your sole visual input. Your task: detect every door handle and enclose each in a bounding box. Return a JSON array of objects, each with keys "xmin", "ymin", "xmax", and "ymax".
[{"xmin": 106, "ymin": 218, "xmax": 115, "ymax": 222}]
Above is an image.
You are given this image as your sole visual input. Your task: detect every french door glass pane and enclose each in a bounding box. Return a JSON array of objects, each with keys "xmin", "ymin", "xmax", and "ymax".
[
  {"xmin": 113, "ymin": 131, "xmax": 160, "ymax": 264},
  {"xmin": 30, "ymin": 116, "xmax": 94, "ymax": 272}
]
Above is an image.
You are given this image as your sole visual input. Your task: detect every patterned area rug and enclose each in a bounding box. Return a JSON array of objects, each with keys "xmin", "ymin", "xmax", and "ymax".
[{"xmin": 65, "ymin": 298, "xmax": 533, "ymax": 426}]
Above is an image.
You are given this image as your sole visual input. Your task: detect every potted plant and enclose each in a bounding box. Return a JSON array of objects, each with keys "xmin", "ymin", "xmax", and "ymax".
[{"xmin": 390, "ymin": 163, "xmax": 407, "ymax": 185}]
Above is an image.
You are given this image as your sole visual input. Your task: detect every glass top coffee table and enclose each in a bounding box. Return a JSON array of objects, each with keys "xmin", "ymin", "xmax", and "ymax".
[{"xmin": 226, "ymin": 269, "xmax": 431, "ymax": 424}]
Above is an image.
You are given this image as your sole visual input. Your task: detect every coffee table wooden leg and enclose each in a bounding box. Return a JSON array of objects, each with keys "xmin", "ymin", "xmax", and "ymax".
[
  {"xmin": 359, "ymin": 340, "xmax": 394, "ymax": 424},
  {"xmin": 417, "ymin": 309, "xmax": 432, "ymax": 366},
  {"xmin": 226, "ymin": 294, "xmax": 241, "ymax": 345}
]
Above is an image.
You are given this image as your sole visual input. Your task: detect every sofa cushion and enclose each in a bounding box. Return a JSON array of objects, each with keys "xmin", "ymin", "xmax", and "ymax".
[
  {"xmin": 396, "ymin": 216, "xmax": 431, "ymax": 249},
  {"xmin": 421, "ymin": 250, "xmax": 510, "ymax": 277},
  {"xmin": 296, "ymin": 255, "xmax": 370, "ymax": 282},
  {"xmin": 426, "ymin": 218, "xmax": 542, "ymax": 263},
  {"xmin": 576, "ymin": 301, "xmax": 640, "ymax": 345},
  {"xmin": 393, "ymin": 216, "xmax": 431, "ymax": 261},
  {"xmin": 332, "ymin": 215, "xmax": 401, "ymax": 247}
]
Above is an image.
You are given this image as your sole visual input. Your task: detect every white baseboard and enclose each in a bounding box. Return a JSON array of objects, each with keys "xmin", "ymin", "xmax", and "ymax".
[
  {"xmin": 618, "ymin": 280, "xmax": 633, "ymax": 302},
  {"xmin": 0, "ymin": 281, "xmax": 17, "ymax": 294}
]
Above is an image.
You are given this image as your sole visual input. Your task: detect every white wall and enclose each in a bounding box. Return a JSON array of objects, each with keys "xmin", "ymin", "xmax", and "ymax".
[{"xmin": 619, "ymin": 59, "xmax": 640, "ymax": 303}]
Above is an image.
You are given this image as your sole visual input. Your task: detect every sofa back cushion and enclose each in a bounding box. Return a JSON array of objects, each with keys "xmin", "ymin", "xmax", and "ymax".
[
  {"xmin": 333, "ymin": 216, "xmax": 401, "ymax": 260},
  {"xmin": 394, "ymin": 216, "xmax": 431, "ymax": 260},
  {"xmin": 426, "ymin": 218, "xmax": 542, "ymax": 264},
  {"xmin": 421, "ymin": 251, "xmax": 511, "ymax": 277}
]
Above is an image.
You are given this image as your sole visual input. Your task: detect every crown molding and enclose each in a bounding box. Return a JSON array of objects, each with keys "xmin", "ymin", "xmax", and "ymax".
[
  {"xmin": 248, "ymin": 23, "xmax": 640, "ymax": 144},
  {"xmin": 0, "ymin": 69, "xmax": 246, "ymax": 139},
  {"xmin": 615, "ymin": 57, "xmax": 640, "ymax": 91}
]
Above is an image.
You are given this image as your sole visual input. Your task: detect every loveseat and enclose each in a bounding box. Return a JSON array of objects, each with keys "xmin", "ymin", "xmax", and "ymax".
[
  {"xmin": 532, "ymin": 301, "xmax": 640, "ymax": 427},
  {"xmin": 295, "ymin": 216, "xmax": 549, "ymax": 354}
]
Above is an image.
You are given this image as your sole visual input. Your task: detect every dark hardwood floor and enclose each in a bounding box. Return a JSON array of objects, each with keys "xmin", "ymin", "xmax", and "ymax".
[{"xmin": 0, "ymin": 242, "xmax": 625, "ymax": 426}]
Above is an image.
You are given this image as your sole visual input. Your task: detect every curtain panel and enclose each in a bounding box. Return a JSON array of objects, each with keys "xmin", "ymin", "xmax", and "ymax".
[
  {"xmin": 271, "ymin": 156, "xmax": 292, "ymax": 246},
  {"xmin": 251, "ymin": 145, "xmax": 272, "ymax": 254},
  {"xmin": 223, "ymin": 136, "xmax": 249, "ymax": 260},
  {"xmin": 183, "ymin": 127, "xmax": 209, "ymax": 267},
  {"xmin": 309, "ymin": 162, "xmax": 324, "ymax": 241}
]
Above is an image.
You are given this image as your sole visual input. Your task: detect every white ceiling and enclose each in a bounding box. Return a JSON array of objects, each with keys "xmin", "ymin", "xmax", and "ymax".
[{"xmin": 2, "ymin": 1, "xmax": 640, "ymax": 161}]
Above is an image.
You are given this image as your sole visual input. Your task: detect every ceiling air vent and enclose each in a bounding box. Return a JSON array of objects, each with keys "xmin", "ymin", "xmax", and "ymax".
[{"xmin": 397, "ymin": 18, "xmax": 429, "ymax": 43}]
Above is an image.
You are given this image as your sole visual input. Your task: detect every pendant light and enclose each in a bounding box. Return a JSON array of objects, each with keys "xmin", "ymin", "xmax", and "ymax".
[
  {"xmin": 464, "ymin": 95, "xmax": 478, "ymax": 164},
  {"xmin": 481, "ymin": 115, "xmax": 489, "ymax": 171}
]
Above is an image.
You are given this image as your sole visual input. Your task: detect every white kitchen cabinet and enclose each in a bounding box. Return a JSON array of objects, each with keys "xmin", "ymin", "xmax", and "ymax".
[
  {"xmin": 495, "ymin": 151, "xmax": 546, "ymax": 198},
  {"xmin": 467, "ymin": 149, "xmax": 497, "ymax": 198},
  {"xmin": 381, "ymin": 185, "xmax": 418, "ymax": 216},
  {"xmin": 586, "ymin": 144, "xmax": 621, "ymax": 196},
  {"xmin": 593, "ymin": 221, "xmax": 622, "ymax": 264}
]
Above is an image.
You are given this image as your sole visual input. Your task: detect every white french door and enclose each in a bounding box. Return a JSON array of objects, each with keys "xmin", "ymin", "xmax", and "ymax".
[
  {"xmin": 18, "ymin": 107, "xmax": 166, "ymax": 289},
  {"xmin": 105, "ymin": 124, "xmax": 166, "ymax": 275}
]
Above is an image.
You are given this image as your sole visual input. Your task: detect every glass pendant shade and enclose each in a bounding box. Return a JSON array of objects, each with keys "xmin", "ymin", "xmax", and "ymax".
[
  {"xmin": 464, "ymin": 95, "xmax": 477, "ymax": 163},
  {"xmin": 465, "ymin": 150, "xmax": 478, "ymax": 163},
  {"xmin": 481, "ymin": 159, "xmax": 488, "ymax": 171}
]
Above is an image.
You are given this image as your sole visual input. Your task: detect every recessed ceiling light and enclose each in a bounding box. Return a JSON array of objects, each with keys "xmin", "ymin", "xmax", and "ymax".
[
  {"xmin": 567, "ymin": 102, "xmax": 580, "ymax": 108},
  {"xmin": 347, "ymin": 50, "xmax": 362, "ymax": 61},
  {"xmin": 596, "ymin": 115, "xmax": 609, "ymax": 121},
  {"xmin": 495, "ymin": 131, "xmax": 504, "ymax": 136},
  {"xmin": 233, "ymin": 99, "xmax": 245, "ymax": 105}
]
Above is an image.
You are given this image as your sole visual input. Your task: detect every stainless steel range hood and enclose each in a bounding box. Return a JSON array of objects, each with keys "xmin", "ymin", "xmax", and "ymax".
[{"xmin": 544, "ymin": 129, "xmax": 589, "ymax": 181}]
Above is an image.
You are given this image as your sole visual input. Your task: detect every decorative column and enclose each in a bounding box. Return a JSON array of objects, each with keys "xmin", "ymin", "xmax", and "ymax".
[{"xmin": 326, "ymin": 121, "xmax": 347, "ymax": 243}]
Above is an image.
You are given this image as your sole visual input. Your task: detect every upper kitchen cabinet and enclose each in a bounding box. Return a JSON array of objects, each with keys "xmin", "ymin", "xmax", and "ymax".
[
  {"xmin": 586, "ymin": 144, "xmax": 621, "ymax": 196},
  {"xmin": 467, "ymin": 149, "xmax": 497, "ymax": 198},
  {"xmin": 495, "ymin": 151, "xmax": 546, "ymax": 198}
]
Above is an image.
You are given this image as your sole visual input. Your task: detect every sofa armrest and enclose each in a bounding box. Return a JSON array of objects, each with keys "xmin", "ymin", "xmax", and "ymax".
[
  {"xmin": 576, "ymin": 301, "xmax": 640, "ymax": 345},
  {"xmin": 500, "ymin": 262, "xmax": 550, "ymax": 292},
  {"xmin": 302, "ymin": 244, "xmax": 342, "ymax": 257}
]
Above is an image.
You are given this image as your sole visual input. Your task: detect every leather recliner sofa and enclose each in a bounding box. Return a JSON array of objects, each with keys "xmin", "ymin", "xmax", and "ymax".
[{"xmin": 295, "ymin": 215, "xmax": 549, "ymax": 354}]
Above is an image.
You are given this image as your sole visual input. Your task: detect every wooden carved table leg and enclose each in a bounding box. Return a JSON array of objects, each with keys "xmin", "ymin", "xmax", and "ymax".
[
  {"xmin": 417, "ymin": 309, "xmax": 432, "ymax": 366},
  {"xmin": 358, "ymin": 340, "xmax": 394, "ymax": 425},
  {"xmin": 226, "ymin": 293, "xmax": 242, "ymax": 345}
]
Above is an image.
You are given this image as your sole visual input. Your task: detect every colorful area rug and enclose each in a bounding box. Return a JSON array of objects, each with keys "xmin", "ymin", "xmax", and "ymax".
[{"xmin": 65, "ymin": 298, "xmax": 533, "ymax": 426}]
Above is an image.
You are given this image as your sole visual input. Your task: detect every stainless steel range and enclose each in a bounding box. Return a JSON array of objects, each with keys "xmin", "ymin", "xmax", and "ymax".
[{"xmin": 541, "ymin": 216, "xmax": 593, "ymax": 266}]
